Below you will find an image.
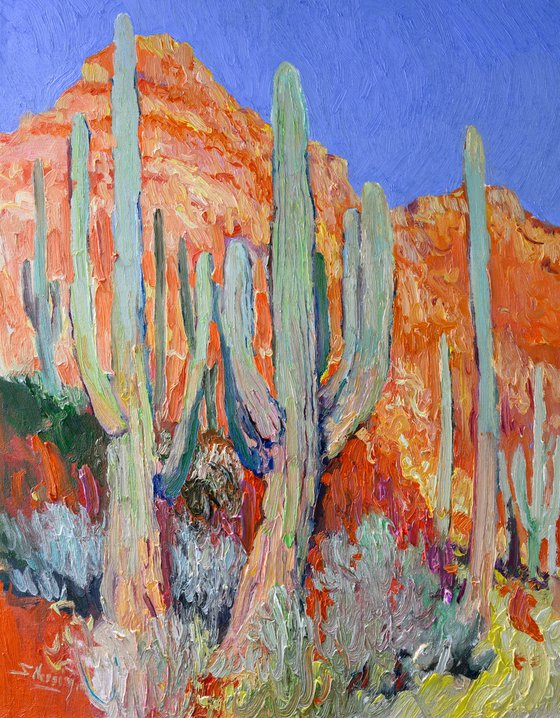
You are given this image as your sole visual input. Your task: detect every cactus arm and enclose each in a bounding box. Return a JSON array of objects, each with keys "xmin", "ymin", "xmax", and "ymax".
[
  {"xmin": 30, "ymin": 159, "xmax": 61, "ymax": 395},
  {"xmin": 178, "ymin": 237, "xmax": 196, "ymax": 354},
  {"xmin": 315, "ymin": 252, "xmax": 331, "ymax": 378},
  {"xmin": 221, "ymin": 240, "xmax": 282, "ymax": 442},
  {"xmin": 21, "ymin": 259, "xmax": 37, "ymax": 327},
  {"xmin": 320, "ymin": 208, "xmax": 360, "ymax": 412},
  {"xmin": 512, "ymin": 445, "xmax": 532, "ymax": 542},
  {"xmin": 269, "ymin": 62, "xmax": 320, "ymax": 558},
  {"xmin": 153, "ymin": 209, "xmax": 167, "ymax": 414},
  {"xmin": 548, "ymin": 438, "xmax": 560, "ymax": 525},
  {"xmin": 323, "ymin": 182, "xmax": 394, "ymax": 459},
  {"xmin": 69, "ymin": 113, "xmax": 126, "ymax": 436},
  {"xmin": 435, "ymin": 332, "xmax": 453, "ymax": 537},
  {"xmin": 161, "ymin": 252, "xmax": 212, "ymax": 498},
  {"xmin": 217, "ymin": 240, "xmax": 282, "ymax": 474}
]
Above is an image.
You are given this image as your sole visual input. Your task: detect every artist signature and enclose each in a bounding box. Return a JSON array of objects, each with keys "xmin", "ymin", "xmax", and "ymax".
[{"xmin": 9, "ymin": 662, "xmax": 76, "ymax": 694}]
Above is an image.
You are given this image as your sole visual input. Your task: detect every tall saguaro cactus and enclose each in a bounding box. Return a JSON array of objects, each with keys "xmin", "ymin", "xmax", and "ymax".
[
  {"xmin": 22, "ymin": 159, "xmax": 62, "ymax": 396},
  {"xmin": 270, "ymin": 62, "xmax": 320, "ymax": 558},
  {"xmin": 225, "ymin": 64, "xmax": 395, "ymax": 641},
  {"xmin": 70, "ymin": 15, "xmax": 164, "ymax": 631},
  {"xmin": 464, "ymin": 126, "xmax": 499, "ymax": 620}
]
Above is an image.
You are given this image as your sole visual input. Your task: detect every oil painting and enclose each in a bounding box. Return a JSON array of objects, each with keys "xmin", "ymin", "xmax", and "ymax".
[{"xmin": 0, "ymin": 2, "xmax": 560, "ymax": 717}]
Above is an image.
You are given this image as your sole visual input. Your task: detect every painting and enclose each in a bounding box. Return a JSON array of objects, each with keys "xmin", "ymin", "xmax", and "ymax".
[{"xmin": 0, "ymin": 2, "xmax": 560, "ymax": 716}]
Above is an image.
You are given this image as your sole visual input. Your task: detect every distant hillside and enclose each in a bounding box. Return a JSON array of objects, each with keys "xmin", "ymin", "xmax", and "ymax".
[{"xmin": 1, "ymin": 33, "xmax": 560, "ymax": 542}]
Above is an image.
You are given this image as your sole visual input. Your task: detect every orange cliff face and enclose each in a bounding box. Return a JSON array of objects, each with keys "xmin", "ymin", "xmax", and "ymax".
[
  {"xmin": 348, "ymin": 188, "xmax": 560, "ymax": 549},
  {"xmin": 2, "ymin": 33, "xmax": 560, "ymax": 549},
  {"xmin": 0, "ymin": 33, "xmax": 357, "ymax": 393}
]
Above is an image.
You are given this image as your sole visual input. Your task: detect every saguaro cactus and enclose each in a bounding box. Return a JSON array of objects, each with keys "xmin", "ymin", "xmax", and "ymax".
[
  {"xmin": 224, "ymin": 63, "xmax": 395, "ymax": 641},
  {"xmin": 22, "ymin": 159, "xmax": 62, "ymax": 396},
  {"xmin": 70, "ymin": 14, "xmax": 218, "ymax": 631},
  {"xmin": 512, "ymin": 365, "xmax": 560, "ymax": 577},
  {"xmin": 464, "ymin": 126, "xmax": 499, "ymax": 620},
  {"xmin": 270, "ymin": 62, "xmax": 320, "ymax": 557},
  {"xmin": 435, "ymin": 332, "xmax": 453, "ymax": 537}
]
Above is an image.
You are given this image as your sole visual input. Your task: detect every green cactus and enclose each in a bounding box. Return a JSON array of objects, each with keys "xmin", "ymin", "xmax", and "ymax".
[
  {"xmin": 69, "ymin": 23, "xmax": 398, "ymax": 630},
  {"xmin": 217, "ymin": 240, "xmax": 281, "ymax": 475},
  {"xmin": 219, "ymin": 64, "xmax": 395, "ymax": 581},
  {"xmin": 178, "ymin": 237, "xmax": 196, "ymax": 352},
  {"xmin": 69, "ymin": 113, "xmax": 125, "ymax": 435},
  {"xmin": 323, "ymin": 181, "xmax": 394, "ymax": 459},
  {"xmin": 435, "ymin": 332, "xmax": 453, "ymax": 537},
  {"xmin": 270, "ymin": 61, "xmax": 320, "ymax": 558},
  {"xmin": 512, "ymin": 365, "xmax": 560, "ymax": 577},
  {"xmin": 464, "ymin": 125, "xmax": 499, "ymax": 618},
  {"xmin": 160, "ymin": 252, "xmax": 213, "ymax": 498},
  {"xmin": 319, "ymin": 208, "xmax": 360, "ymax": 411},
  {"xmin": 69, "ymin": 15, "xmax": 214, "ymax": 626},
  {"xmin": 22, "ymin": 159, "xmax": 62, "ymax": 396}
]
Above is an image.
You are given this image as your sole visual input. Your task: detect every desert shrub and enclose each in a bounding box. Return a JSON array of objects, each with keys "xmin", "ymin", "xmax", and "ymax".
[
  {"xmin": 310, "ymin": 513, "xmax": 438, "ymax": 693},
  {"xmin": 233, "ymin": 586, "xmax": 331, "ymax": 718},
  {"xmin": 75, "ymin": 612, "xmax": 212, "ymax": 718},
  {"xmin": 170, "ymin": 513, "xmax": 247, "ymax": 644},
  {"xmin": 0, "ymin": 502, "xmax": 103, "ymax": 611},
  {"xmin": 232, "ymin": 513, "xmax": 495, "ymax": 717}
]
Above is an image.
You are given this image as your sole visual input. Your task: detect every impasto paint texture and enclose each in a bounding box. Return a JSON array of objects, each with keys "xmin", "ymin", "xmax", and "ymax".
[{"xmin": 1, "ymin": 3, "xmax": 560, "ymax": 718}]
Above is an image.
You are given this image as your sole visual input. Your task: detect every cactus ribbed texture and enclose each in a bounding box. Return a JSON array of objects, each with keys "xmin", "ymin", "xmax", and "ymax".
[
  {"xmin": 319, "ymin": 208, "xmax": 360, "ymax": 412},
  {"xmin": 435, "ymin": 333, "xmax": 453, "ymax": 537},
  {"xmin": 464, "ymin": 125, "xmax": 498, "ymax": 620},
  {"xmin": 512, "ymin": 365, "xmax": 560, "ymax": 577},
  {"xmin": 161, "ymin": 252, "xmax": 213, "ymax": 498},
  {"xmin": 22, "ymin": 159, "xmax": 62, "ymax": 396},
  {"xmin": 323, "ymin": 181, "xmax": 394, "ymax": 459},
  {"xmin": 178, "ymin": 238, "xmax": 196, "ymax": 352},
  {"xmin": 70, "ymin": 113, "xmax": 125, "ymax": 435},
  {"xmin": 218, "ymin": 240, "xmax": 281, "ymax": 474}
]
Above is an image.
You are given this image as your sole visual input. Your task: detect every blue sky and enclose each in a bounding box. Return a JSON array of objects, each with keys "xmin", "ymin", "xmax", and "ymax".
[{"xmin": 1, "ymin": 0, "xmax": 559, "ymax": 222}]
